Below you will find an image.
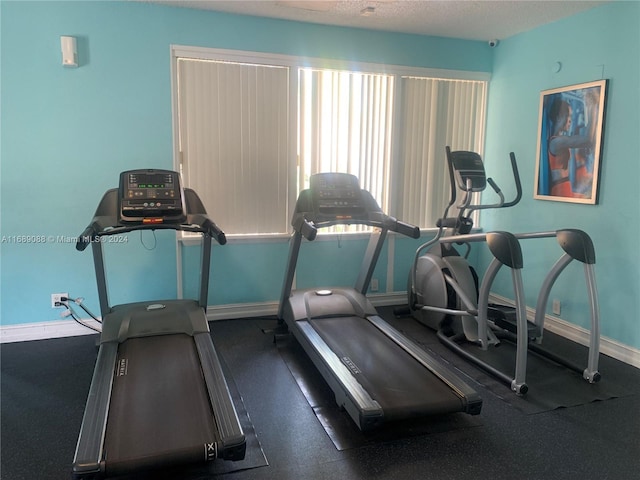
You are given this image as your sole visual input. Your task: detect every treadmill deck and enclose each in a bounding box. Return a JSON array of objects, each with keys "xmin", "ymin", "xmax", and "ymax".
[
  {"xmin": 104, "ymin": 334, "xmax": 218, "ymax": 475},
  {"xmin": 306, "ymin": 315, "xmax": 466, "ymax": 420}
]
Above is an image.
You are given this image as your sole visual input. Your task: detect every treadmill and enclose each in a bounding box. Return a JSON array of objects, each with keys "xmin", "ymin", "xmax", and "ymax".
[
  {"xmin": 277, "ymin": 172, "xmax": 482, "ymax": 431},
  {"xmin": 72, "ymin": 169, "xmax": 245, "ymax": 479}
]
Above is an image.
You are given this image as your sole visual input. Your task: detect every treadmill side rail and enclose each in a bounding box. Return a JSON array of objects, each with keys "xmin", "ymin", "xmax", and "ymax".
[
  {"xmin": 368, "ymin": 316, "xmax": 482, "ymax": 415},
  {"xmin": 194, "ymin": 333, "xmax": 246, "ymax": 460},
  {"xmin": 296, "ymin": 321, "xmax": 384, "ymax": 430},
  {"xmin": 72, "ymin": 342, "xmax": 118, "ymax": 478}
]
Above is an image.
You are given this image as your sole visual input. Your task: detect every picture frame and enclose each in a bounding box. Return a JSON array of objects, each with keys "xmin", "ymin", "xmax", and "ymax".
[{"xmin": 534, "ymin": 79, "xmax": 608, "ymax": 204}]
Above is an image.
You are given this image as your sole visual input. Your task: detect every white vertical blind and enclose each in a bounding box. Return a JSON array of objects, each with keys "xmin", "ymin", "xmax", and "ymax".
[
  {"xmin": 298, "ymin": 68, "xmax": 395, "ymax": 212},
  {"xmin": 177, "ymin": 58, "xmax": 290, "ymax": 235},
  {"xmin": 174, "ymin": 48, "xmax": 488, "ymax": 235},
  {"xmin": 395, "ymin": 77, "xmax": 487, "ymax": 227}
]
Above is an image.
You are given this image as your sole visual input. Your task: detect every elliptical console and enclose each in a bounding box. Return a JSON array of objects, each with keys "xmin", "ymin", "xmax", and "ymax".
[
  {"xmin": 118, "ymin": 169, "xmax": 186, "ymax": 224},
  {"xmin": 449, "ymin": 150, "xmax": 487, "ymax": 192}
]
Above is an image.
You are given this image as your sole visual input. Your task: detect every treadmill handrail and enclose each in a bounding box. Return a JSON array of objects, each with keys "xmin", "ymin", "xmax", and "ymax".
[
  {"xmin": 76, "ymin": 221, "xmax": 225, "ymax": 250},
  {"xmin": 76, "ymin": 187, "xmax": 223, "ymax": 316},
  {"xmin": 76, "ymin": 188, "xmax": 226, "ymax": 251},
  {"xmin": 294, "ymin": 211, "xmax": 420, "ymax": 239}
]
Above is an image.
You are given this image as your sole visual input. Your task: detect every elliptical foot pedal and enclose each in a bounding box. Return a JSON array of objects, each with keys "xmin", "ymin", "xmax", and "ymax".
[
  {"xmin": 488, "ymin": 304, "xmax": 538, "ymax": 339},
  {"xmin": 393, "ymin": 305, "xmax": 411, "ymax": 317}
]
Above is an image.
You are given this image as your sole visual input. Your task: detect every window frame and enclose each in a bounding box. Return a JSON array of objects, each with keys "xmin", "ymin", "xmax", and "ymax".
[{"xmin": 170, "ymin": 45, "xmax": 491, "ymax": 243}]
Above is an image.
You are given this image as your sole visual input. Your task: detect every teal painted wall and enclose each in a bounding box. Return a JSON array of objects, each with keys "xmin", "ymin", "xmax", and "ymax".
[
  {"xmin": 181, "ymin": 241, "xmax": 290, "ymax": 305},
  {"xmin": 2, "ymin": 1, "xmax": 637, "ymax": 352},
  {"xmin": 480, "ymin": 2, "xmax": 640, "ymax": 348},
  {"xmin": 0, "ymin": 1, "xmax": 489, "ymax": 325}
]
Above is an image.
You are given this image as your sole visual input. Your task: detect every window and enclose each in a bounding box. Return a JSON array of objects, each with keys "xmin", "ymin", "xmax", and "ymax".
[
  {"xmin": 175, "ymin": 57, "xmax": 291, "ymax": 235},
  {"xmin": 298, "ymin": 68, "xmax": 395, "ymax": 213},
  {"xmin": 395, "ymin": 77, "xmax": 487, "ymax": 227},
  {"xmin": 172, "ymin": 46, "xmax": 488, "ymax": 236}
]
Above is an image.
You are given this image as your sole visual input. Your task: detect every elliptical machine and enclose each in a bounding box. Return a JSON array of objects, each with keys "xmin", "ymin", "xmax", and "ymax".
[
  {"xmin": 408, "ymin": 147, "xmax": 522, "ymax": 331},
  {"xmin": 407, "ymin": 147, "xmax": 601, "ymax": 395}
]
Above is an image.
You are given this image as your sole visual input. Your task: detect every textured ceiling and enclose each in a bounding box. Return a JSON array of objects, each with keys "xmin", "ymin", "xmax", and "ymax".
[{"xmin": 145, "ymin": 0, "xmax": 608, "ymax": 41}]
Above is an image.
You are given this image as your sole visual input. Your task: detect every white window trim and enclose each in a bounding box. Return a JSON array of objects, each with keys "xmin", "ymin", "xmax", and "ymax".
[
  {"xmin": 169, "ymin": 44, "xmax": 491, "ymax": 242},
  {"xmin": 170, "ymin": 45, "xmax": 492, "ymax": 81}
]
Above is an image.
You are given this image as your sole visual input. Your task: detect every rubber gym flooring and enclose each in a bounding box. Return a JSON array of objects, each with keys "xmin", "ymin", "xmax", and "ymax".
[{"xmin": 2, "ymin": 307, "xmax": 639, "ymax": 480}]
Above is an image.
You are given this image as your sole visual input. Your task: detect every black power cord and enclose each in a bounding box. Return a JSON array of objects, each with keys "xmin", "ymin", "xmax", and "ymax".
[{"xmin": 60, "ymin": 296, "xmax": 102, "ymax": 333}]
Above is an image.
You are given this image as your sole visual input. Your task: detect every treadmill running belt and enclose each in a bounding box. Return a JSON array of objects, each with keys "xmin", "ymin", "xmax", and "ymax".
[
  {"xmin": 309, "ymin": 316, "xmax": 464, "ymax": 420},
  {"xmin": 104, "ymin": 334, "xmax": 219, "ymax": 476}
]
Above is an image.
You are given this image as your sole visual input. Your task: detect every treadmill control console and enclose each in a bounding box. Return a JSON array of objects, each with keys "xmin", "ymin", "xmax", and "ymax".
[
  {"xmin": 310, "ymin": 173, "xmax": 365, "ymax": 217},
  {"xmin": 118, "ymin": 169, "xmax": 187, "ymax": 224}
]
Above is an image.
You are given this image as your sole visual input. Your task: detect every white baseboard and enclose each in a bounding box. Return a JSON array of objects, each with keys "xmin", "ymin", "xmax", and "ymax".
[
  {"xmin": 0, "ymin": 293, "xmax": 406, "ymax": 343},
  {"xmin": 3, "ymin": 293, "xmax": 639, "ymax": 371},
  {"xmin": 206, "ymin": 301, "xmax": 279, "ymax": 321},
  {"xmin": 0, "ymin": 318, "xmax": 102, "ymax": 343}
]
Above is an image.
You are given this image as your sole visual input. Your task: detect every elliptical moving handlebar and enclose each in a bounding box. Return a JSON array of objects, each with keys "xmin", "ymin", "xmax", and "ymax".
[
  {"xmin": 455, "ymin": 150, "xmax": 522, "ymax": 213},
  {"xmin": 503, "ymin": 152, "xmax": 522, "ymax": 208}
]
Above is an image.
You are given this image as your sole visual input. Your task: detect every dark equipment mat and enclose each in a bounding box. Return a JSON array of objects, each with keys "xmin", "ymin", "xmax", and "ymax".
[
  {"xmin": 428, "ymin": 328, "xmax": 633, "ymax": 415},
  {"xmin": 378, "ymin": 306, "xmax": 636, "ymax": 415},
  {"xmin": 0, "ymin": 334, "xmax": 267, "ymax": 480},
  {"xmin": 276, "ymin": 333, "xmax": 482, "ymax": 450}
]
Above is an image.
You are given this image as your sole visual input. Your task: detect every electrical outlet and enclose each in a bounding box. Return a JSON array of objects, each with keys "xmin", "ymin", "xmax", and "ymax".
[
  {"xmin": 552, "ymin": 299, "xmax": 561, "ymax": 316},
  {"xmin": 51, "ymin": 293, "xmax": 68, "ymax": 308},
  {"xmin": 370, "ymin": 278, "xmax": 379, "ymax": 292}
]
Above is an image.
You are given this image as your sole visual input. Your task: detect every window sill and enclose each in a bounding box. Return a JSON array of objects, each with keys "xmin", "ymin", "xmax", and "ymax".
[{"xmin": 177, "ymin": 227, "xmax": 451, "ymax": 246}]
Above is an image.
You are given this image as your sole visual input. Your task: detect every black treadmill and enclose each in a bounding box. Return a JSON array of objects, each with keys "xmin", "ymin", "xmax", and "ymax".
[
  {"xmin": 72, "ymin": 169, "xmax": 245, "ymax": 479},
  {"xmin": 277, "ymin": 173, "xmax": 482, "ymax": 431}
]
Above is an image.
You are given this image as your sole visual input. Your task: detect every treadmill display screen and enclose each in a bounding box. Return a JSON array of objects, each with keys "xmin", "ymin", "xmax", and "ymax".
[
  {"xmin": 310, "ymin": 173, "xmax": 364, "ymax": 216},
  {"xmin": 119, "ymin": 169, "xmax": 186, "ymax": 224}
]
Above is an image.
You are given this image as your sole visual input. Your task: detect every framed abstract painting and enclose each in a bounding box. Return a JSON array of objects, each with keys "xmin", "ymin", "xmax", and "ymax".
[{"xmin": 534, "ymin": 79, "xmax": 608, "ymax": 204}]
